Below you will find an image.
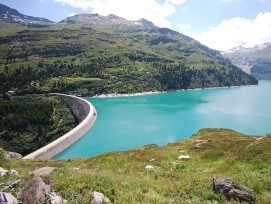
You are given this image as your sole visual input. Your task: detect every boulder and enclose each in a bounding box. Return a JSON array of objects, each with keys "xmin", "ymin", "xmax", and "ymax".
[
  {"xmin": 9, "ymin": 170, "xmax": 19, "ymax": 176},
  {"xmin": 178, "ymin": 155, "xmax": 190, "ymax": 159},
  {"xmin": 4, "ymin": 151, "xmax": 23, "ymax": 159},
  {"xmin": 0, "ymin": 192, "xmax": 18, "ymax": 204},
  {"xmin": 0, "ymin": 167, "xmax": 8, "ymax": 176},
  {"xmin": 17, "ymin": 177, "xmax": 49, "ymax": 204},
  {"xmin": 90, "ymin": 191, "xmax": 110, "ymax": 204},
  {"xmin": 0, "ymin": 167, "xmax": 19, "ymax": 177},
  {"xmin": 0, "ymin": 179, "xmax": 21, "ymax": 191},
  {"xmin": 48, "ymin": 192, "xmax": 67, "ymax": 204},
  {"xmin": 145, "ymin": 165, "xmax": 154, "ymax": 170},
  {"xmin": 33, "ymin": 166, "xmax": 55, "ymax": 176},
  {"xmin": 213, "ymin": 178, "xmax": 256, "ymax": 204},
  {"xmin": 196, "ymin": 140, "xmax": 205, "ymax": 143}
]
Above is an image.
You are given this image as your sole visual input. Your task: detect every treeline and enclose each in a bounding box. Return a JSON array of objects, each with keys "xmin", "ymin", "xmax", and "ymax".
[
  {"xmin": 0, "ymin": 61, "xmax": 104, "ymax": 94},
  {"xmin": 0, "ymin": 95, "xmax": 77, "ymax": 155},
  {"xmin": 0, "ymin": 59, "xmax": 258, "ymax": 96},
  {"xmin": 155, "ymin": 63, "xmax": 258, "ymax": 90},
  {"xmin": 0, "ymin": 100, "xmax": 53, "ymax": 130}
]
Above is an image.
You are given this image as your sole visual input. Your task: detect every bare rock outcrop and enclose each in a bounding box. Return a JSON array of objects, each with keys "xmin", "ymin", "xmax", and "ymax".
[
  {"xmin": 213, "ymin": 177, "xmax": 256, "ymax": 203},
  {"xmin": 17, "ymin": 177, "xmax": 49, "ymax": 204},
  {"xmin": 90, "ymin": 191, "xmax": 110, "ymax": 204},
  {"xmin": 4, "ymin": 151, "xmax": 22, "ymax": 159},
  {"xmin": 0, "ymin": 192, "xmax": 18, "ymax": 204},
  {"xmin": 0, "ymin": 179, "xmax": 21, "ymax": 191}
]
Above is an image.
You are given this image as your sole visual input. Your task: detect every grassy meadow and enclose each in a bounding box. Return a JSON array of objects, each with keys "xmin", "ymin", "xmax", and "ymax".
[{"xmin": 1, "ymin": 128, "xmax": 271, "ymax": 203}]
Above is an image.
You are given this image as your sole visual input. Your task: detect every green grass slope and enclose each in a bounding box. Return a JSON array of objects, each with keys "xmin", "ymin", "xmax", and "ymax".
[
  {"xmin": 0, "ymin": 13, "xmax": 257, "ymax": 95},
  {"xmin": 1, "ymin": 129, "xmax": 271, "ymax": 203}
]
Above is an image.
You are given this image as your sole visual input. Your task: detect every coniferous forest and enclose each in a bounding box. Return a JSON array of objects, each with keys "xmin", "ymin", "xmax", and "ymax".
[{"xmin": 0, "ymin": 94, "xmax": 77, "ymax": 155}]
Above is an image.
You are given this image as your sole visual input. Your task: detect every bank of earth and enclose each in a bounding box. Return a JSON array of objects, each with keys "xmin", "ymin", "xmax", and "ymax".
[{"xmin": 1, "ymin": 128, "xmax": 271, "ymax": 203}]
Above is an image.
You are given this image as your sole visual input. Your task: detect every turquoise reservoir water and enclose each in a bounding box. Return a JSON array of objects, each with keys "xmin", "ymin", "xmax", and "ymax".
[{"xmin": 54, "ymin": 81, "xmax": 271, "ymax": 159}]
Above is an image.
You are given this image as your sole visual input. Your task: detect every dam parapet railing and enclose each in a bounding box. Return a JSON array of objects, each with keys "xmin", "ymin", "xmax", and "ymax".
[{"xmin": 23, "ymin": 93, "xmax": 97, "ymax": 160}]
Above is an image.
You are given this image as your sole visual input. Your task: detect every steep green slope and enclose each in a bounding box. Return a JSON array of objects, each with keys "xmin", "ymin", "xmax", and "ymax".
[
  {"xmin": 0, "ymin": 12, "xmax": 257, "ymax": 95},
  {"xmin": 1, "ymin": 129, "xmax": 271, "ymax": 203}
]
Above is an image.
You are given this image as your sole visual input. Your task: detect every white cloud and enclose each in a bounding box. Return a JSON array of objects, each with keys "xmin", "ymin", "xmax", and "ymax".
[
  {"xmin": 177, "ymin": 23, "xmax": 191, "ymax": 33},
  {"xmin": 53, "ymin": 0, "xmax": 186, "ymax": 28},
  {"xmin": 68, "ymin": 12, "xmax": 77, "ymax": 17},
  {"xmin": 166, "ymin": 0, "xmax": 186, "ymax": 5},
  {"xmin": 189, "ymin": 12, "xmax": 271, "ymax": 51},
  {"xmin": 54, "ymin": 0, "xmax": 92, "ymax": 9}
]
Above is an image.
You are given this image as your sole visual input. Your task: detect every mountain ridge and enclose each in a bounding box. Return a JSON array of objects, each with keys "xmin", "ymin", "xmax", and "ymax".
[
  {"xmin": 0, "ymin": 3, "xmax": 257, "ymax": 95},
  {"xmin": 0, "ymin": 4, "xmax": 54, "ymax": 27},
  {"xmin": 60, "ymin": 13, "xmax": 158, "ymax": 29},
  {"xmin": 222, "ymin": 42, "xmax": 271, "ymax": 79}
]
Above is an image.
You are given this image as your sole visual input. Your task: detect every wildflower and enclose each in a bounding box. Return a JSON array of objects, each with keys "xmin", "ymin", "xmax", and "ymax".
[
  {"xmin": 23, "ymin": 191, "xmax": 32, "ymax": 202},
  {"xmin": 82, "ymin": 188, "xmax": 87, "ymax": 195},
  {"xmin": 32, "ymin": 164, "xmax": 37, "ymax": 170},
  {"xmin": 77, "ymin": 194, "xmax": 83, "ymax": 201},
  {"xmin": 49, "ymin": 180, "xmax": 55, "ymax": 189}
]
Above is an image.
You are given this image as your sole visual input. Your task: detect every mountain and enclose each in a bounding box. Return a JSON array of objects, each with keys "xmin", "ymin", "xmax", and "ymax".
[
  {"xmin": 0, "ymin": 5, "xmax": 257, "ymax": 95},
  {"xmin": 0, "ymin": 4, "xmax": 54, "ymax": 27},
  {"xmin": 60, "ymin": 13, "xmax": 156, "ymax": 29},
  {"xmin": 134, "ymin": 18, "xmax": 156, "ymax": 28},
  {"xmin": 222, "ymin": 42, "xmax": 271, "ymax": 80}
]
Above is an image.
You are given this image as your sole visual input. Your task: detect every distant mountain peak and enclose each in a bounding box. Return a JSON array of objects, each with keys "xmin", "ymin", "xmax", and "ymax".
[
  {"xmin": 0, "ymin": 3, "xmax": 53, "ymax": 27},
  {"xmin": 222, "ymin": 41, "xmax": 271, "ymax": 78},
  {"xmin": 254, "ymin": 42, "xmax": 271, "ymax": 50},
  {"xmin": 107, "ymin": 14, "xmax": 121, "ymax": 19},
  {"xmin": 60, "ymin": 13, "xmax": 157, "ymax": 28},
  {"xmin": 133, "ymin": 18, "xmax": 156, "ymax": 28},
  {"xmin": 223, "ymin": 42, "xmax": 271, "ymax": 54}
]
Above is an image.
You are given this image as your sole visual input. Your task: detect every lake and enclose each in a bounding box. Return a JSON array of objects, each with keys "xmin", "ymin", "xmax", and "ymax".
[{"xmin": 54, "ymin": 80, "xmax": 271, "ymax": 159}]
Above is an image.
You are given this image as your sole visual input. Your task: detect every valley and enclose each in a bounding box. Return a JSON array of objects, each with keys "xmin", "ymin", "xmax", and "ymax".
[
  {"xmin": 0, "ymin": 3, "xmax": 270, "ymax": 203},
  {"xmin": 0, "ymin": 4, "xmax": 257, "ymax": 96}
]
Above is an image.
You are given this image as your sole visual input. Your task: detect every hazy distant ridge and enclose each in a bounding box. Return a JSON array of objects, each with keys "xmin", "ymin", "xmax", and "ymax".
[{"xmin": 222, "ymin": 42, "xmax": 271, "ymax": 80}]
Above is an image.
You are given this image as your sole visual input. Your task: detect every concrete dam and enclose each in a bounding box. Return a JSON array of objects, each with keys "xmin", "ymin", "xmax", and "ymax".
[{"xmin": 23, "ymin": 93, "xmax": 97, "ymax": 160}]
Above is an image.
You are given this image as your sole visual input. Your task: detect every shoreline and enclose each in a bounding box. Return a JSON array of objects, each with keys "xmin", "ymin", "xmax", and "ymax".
[
  {"xmin": 92, "ymin": 91, "xmax": 165, "ymax": 98},
  {"xmin": 90, "ymin": 84, "xmax": 258, "ymax": 98}
]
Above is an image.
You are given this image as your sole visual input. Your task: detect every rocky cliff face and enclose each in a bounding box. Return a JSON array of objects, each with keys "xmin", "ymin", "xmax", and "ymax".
[{"xmin": 222, "ymin": 42, "xmax": 271, "ymax": 80}]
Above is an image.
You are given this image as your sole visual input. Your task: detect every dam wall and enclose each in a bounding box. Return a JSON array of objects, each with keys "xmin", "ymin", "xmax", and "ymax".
[{"xmin": 23, "ymin": 93, "xmax": 97, "ymax": 160}]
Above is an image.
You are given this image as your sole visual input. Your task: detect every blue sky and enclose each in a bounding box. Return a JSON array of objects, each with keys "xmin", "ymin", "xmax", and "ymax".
[{"xmin": 1, "ymin": 0, "xmax": 271, "ymax": 51}]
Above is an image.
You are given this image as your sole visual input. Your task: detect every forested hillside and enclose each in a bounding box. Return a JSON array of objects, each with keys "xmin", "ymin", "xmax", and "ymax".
[
  {"xmin": 0, "ymin": 94, "xmax": 77, "ymax": 155},
  {"xmin": 0, "ymin": 6, "xmax": 258, "ymax": 96}
]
